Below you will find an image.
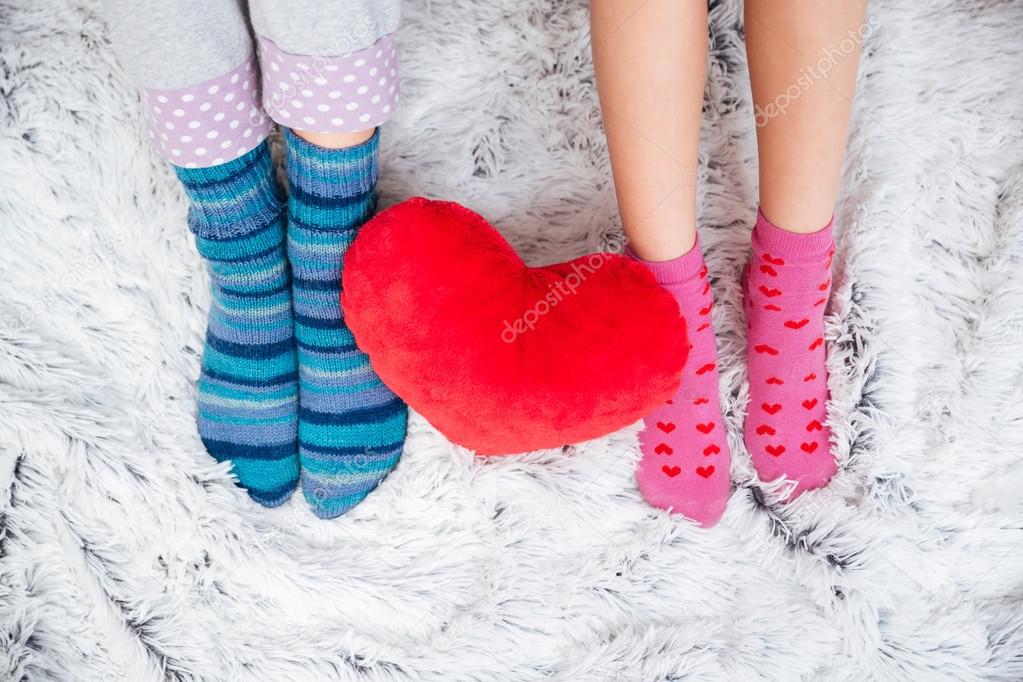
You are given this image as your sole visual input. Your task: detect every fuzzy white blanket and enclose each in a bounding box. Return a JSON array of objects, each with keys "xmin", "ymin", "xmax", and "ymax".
[{"xmin": 2, "ymin": 0, "xmax": 1022, "ymax": 680}]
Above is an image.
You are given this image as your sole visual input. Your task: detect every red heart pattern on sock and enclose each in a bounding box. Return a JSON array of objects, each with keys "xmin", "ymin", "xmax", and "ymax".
[
  {"xmin": 632, "ymin": 240, "xmax": 731, "ymax": 527},
  {"xmin": 743, "ymin": 210, "xmax": 837, "ymax": 499}
]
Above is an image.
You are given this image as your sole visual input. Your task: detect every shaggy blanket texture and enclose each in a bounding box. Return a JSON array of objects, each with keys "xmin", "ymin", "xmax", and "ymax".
[{"xmin": 2, "ymin": 0, "xmax": 1022, "ymax": 680}]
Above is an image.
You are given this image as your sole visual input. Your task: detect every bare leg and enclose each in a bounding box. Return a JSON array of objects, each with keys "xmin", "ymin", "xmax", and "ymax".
[
  {"xmin": 746, "ymin": 0, "xmax": 869, "ymax": 232},
  {"xmin": 292, "ymin": 128, "xmax": 375, "ymax": 149},
  {"xmin": 591, "ymin": 0, "xmax": 708, "ymax": 260}
]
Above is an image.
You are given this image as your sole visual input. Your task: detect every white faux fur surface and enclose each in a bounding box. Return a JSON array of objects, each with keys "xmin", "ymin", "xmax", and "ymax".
[{"xmin": 2, "ymin": 0, "xmax": 1023, "ymax": 679}]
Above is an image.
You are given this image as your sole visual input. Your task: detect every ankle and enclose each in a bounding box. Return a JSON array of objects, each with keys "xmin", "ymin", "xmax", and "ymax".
[{"xmin": 753, "ymin": 209, "xmax": 834, "ymax": 261}]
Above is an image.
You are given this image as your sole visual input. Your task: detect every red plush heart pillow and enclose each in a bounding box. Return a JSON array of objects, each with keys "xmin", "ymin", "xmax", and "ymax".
[{"xmin": 342, "ymin": 198, "xmax": 688, "ymax": 455}]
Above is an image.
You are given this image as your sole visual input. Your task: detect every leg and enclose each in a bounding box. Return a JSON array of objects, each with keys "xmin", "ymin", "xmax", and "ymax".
[
  {"xmin": 102, "ymin": 0, "xmax": 273, "ymax": 165},
  {"xmin": 250, "ymin": 0, "xmax": 407, "ymax": 518},
  {"xmin": 98, "ymin": 0, "xmax": 299, "ymax": 507},
  {"xmin": 743, "ymin": 0, "xmax": 868, "ymax": 497},
  {"xmin": 590, "ymin": 0, "xmax": 706, "ymax": 260},
  {"xmin": 249, "ymin": 0, "xmax": 400, "ymax": 140},
  {"xmin": 592, "ymin": 1, "xmax": 730, "ymax": 527},
  {"xmin": 747, "ymin": 0, "xmax": 868, "ymax": 232}
]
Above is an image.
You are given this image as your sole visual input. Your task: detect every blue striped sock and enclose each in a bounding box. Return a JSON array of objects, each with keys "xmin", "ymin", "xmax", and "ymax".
[
  {"xmin": 175, "ymin": 142, "xmax": 300, "ymax": 507},
  {"xmin": 284, "ymin": 129, "xmax": 407, "ymax": 519}
]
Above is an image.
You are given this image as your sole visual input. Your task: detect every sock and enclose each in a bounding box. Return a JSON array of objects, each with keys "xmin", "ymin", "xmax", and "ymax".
[
  {"xmin": 629, "ymin": 239, "xmax": 731, "ymax": 527},
  {"xmin": 743, "ymin": 209, "xmax": 836, "ymax": 498},
  {"xmin": 175, "ymin": 142, "xmax": 299, "ymax": 507},
  {"xmin": 284, "ymin": 129, "xmax": 407, "ymax": 519}
]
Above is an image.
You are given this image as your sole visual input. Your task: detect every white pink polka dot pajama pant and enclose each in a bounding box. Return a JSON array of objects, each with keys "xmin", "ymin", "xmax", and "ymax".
[{"xmin": 100, "ymin": 0, "xmax": 401, "ymax": 168}]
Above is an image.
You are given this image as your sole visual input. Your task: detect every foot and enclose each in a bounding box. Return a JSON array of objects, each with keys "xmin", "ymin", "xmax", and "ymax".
[
  {"xmin": 629, "ymin": 240, "xmax": 731, "ymax": 527},
  {"xmin": 284, "ymin": 129, "xmax": 407, "ymax": 519},
  {"xmin": 176, "ymin": 143, "xmax": 300, "ymax": 507},
  {"xmin": 743, "ymin": 209, "xmax": 836, "ymax": 498}
]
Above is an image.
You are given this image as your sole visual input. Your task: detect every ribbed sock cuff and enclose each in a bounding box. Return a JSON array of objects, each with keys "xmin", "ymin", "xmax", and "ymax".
[
  {"xmin": 753, "ymin": 209, "xmax": 834, "ymax": 260},
  {"xmin": 283, "ymin": 128, "xmax": 379, "ymax": 199},
  {"xmin": 625, "ymin": 236, "xmax": 706, "ymax": 285},
  {"xmin": 174, "ymin": 141, "xmax": 282, "ymax": 239}
]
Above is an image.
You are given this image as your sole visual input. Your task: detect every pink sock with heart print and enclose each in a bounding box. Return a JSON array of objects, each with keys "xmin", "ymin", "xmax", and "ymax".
[
  {"xmin": 743, "ymin": 209, "xmax": 836, "ymax": 498},
  {"xmin": 628, "ymin": 238, "xmax": 730, "ymax": 527}
]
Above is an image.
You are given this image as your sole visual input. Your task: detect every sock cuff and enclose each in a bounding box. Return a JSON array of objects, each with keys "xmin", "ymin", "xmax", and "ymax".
[
  {"xmin": 174, "ymin": 141, "xmax": 283, "ymax": 239},
  {"xmin": 175, "ymin": 139, "xmax": 271, "ymax": 185},
  {"xmin": 625, "ymin": 236, "xmax": 706, "ymax": 285},
  {"xmin": 283, "ymin": 128, "xmax": 379, "ymax": 198},
  {"xmin": 753, "ymin": 209, "xmax": 834, "ymax": 260}
]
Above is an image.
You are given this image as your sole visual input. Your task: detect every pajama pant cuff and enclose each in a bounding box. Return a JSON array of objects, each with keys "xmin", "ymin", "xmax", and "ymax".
[
  {"xmin": 259, "ymin": 33, "xmax": 400, "ymax": 134},
  {"xmin": 141, "ymin": 56, "xmax": 272, "ymax": 168}
]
